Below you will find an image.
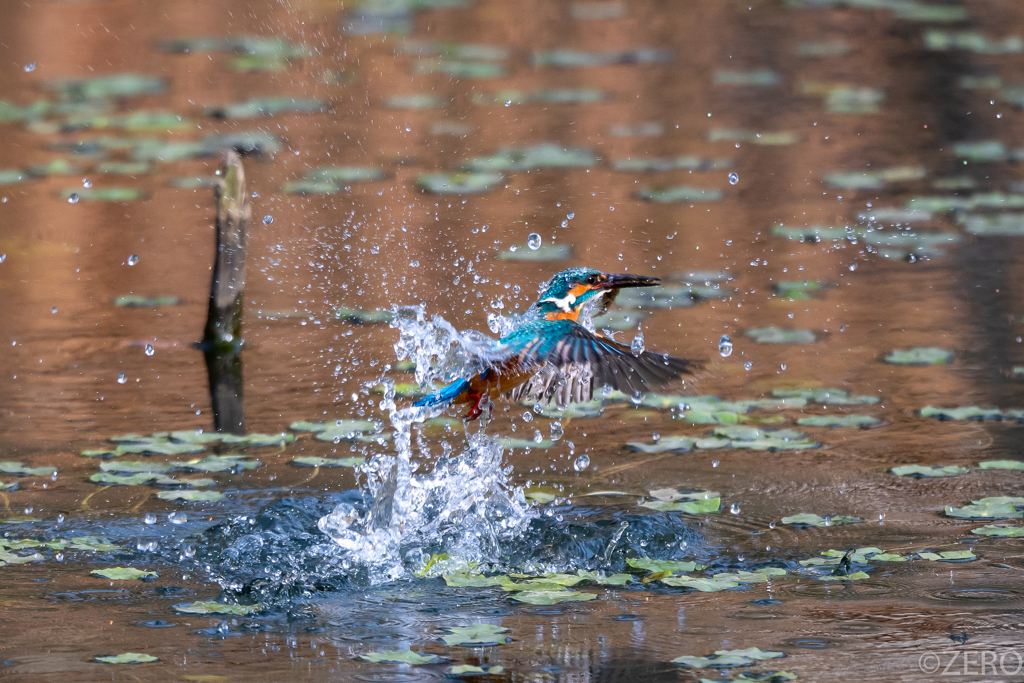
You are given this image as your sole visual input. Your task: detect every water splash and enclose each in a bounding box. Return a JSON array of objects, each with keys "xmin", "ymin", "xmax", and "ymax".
[{"xmin": 316, "ymin": 305, "xmax": 535, "ymax": 583}]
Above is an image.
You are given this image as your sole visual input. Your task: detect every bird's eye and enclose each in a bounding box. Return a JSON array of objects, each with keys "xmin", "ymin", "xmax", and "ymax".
[{"xmin": 585, "ymin": 274, "xmax": 601, "ymax": 285}]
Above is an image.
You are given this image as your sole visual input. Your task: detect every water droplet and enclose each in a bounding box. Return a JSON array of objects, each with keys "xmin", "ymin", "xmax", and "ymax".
[
  {"xmin": 51, "ymin": 306, "xmax": 57, "ymax": 314},
  {"xmin": 262, "ymin": 215, "xmax": 274, "ymax": 225},
  {"xmin": 117, "ymin": 372, "xmax": 127, "ymax": 384},
  {"xmin": 522, "ymin": 411, "xmax": 533, "ymax": 423},
  {"xmin": 728, "ymin": 172, "xmax": 739, "ymax": 185},
  {"xmin": 0, "ymin": 254, "xmax": 5, "ymax": 263},
  {"xmin": 527, "ymin": 233, "xmax": 542, "ymax": 250},
  {"xmin": 56, "ymin": 513, "xmax": 65, "ymax": 523},
  {"xmin": 51, "ymin": 471, "xmax": 57, "ymax": 481},
  {"xmin": 169, "ymin": 512, "xmax": 187, "ymax": 525},
  {"xmin": 744, "ymin": 362, "xmax": 752, "ymax": 371},
  {"xmin": 780, "ymin": 363, "xmax": 787, "ymax": 371},
  {"xmin": 768, "ymin": 521, "xmax": 776, "ymax": 529},
  {"xmin": 144, "ymin": 343, "xmax": 154, "ymax": 356},
  {"xmin": 409, "ymin": 260, "xmax": 420, "ymax": 267},
  {"xmin": 504, "ymin": 100, "xmax": 512, "ymax": 107},
  {"xmin": 251, "ymin": 191, "xmax": 260, "ymax": 198},
  {"xmin": 730, "ymin": 503, "xmax": 741, "ymax": 514},
  {"xmin": 567, "ymin": 212, "xmax": 575, "ymax": 220},
  {"xmin": 573, "ymin": 454, "xmax": 590, "ymax": 471},
  {"xmin": 82, "ymin": 178, "xmax": 92, "ymax": 188},
  {"xmin": 24, "ymin": 62, "xmax": 35, "ymax": 72},
  {"xmin": 24, "ymin": 507, "xmax": 32, "ymax": 514},
  {"xmin": 631, "ymin": 332, "xmax": 645, "ymax": 357},
  {"xmin": 561, "ymin": 220, "xmax": 568, "ymax": 228},
  {"xmin": 145, "ymin": 513, "xmax": 157, "ymax": 525},
  {"xmin": 533, "ymin": 430, "xmax": 543, "ymax": 443},
  {"xmin": 508, "ymin": 244, "xmax": 518, "ymax": 252},
  {"xmin": 550, "ymin": 421, "xmax": 563, "ymax": 441},
  {"xmin": 67, "ymin": 193, "xmax": 79, "ymax": 204},
  {"xmin": 718, "ymin": 335, "xmax": 733, "ymax": 357},
  {"xmin": 878, "ymin": 512, "xmax": 886, "ymax": 525},
  {"xmin": 127, "ymin": 254, "xmax": 139, "ymax": 266},
  {"xmin": 183, "ymin": 543, "xmax": 196, "ymax": 558},
  {"xmin": 712, "ymin": 460, "xmax": 720, "ymax": 467},
  {"xmin": 55, "ymin": 553, "xmax": 63, "ymax": 562},
  {"xmin": 823, "ymin": 515, "xmax": 833, "ymax": 527},
  {"xmin": 849, "ymin": 263, "xmax": 857, "ymax": 271},
  {"xmin": 652, "ymin": 433, "xmax": 661, "ymax": 442}
]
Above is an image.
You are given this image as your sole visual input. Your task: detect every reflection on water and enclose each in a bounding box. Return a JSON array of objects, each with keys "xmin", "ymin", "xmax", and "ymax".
[{"xmin": 2, "ymin": 0, "xmax": 1024, "ymax": 679}]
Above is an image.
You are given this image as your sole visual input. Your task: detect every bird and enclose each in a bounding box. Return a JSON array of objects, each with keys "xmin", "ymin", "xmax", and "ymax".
[{"xmin": 413, "ymin": 267, "xmax": 697, "ymax": 419}]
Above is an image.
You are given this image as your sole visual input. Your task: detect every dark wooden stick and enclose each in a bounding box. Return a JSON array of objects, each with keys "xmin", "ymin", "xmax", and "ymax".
[{"xmin": 202, "ymin": 150, "xmax": 250, "ymax": 434}]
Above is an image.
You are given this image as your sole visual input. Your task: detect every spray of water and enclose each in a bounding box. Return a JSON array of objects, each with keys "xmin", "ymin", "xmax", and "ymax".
[{"xmin": 316, "ymin": 305, "xmax": 536, "ymax": 583}]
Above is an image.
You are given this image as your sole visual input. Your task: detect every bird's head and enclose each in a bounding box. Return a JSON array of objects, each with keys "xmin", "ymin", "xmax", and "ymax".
[{"xmin": 534, "ymin": 267, "xmax": 660, "ymax": 320}]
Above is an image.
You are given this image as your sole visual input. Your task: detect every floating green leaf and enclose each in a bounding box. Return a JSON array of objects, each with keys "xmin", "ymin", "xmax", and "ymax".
[
  {"xmin": 921, "ymin": 406, "xmax": 1003, "ymax": 421},
  {"xmin": 780, "ymin": 513, "xmax": 861, "ymax": 528},
  {"xmin": 100, "ymin": 461, "xmax": 173, "ymax": 474},
  {"xmin": 113, "ymin": 295, "xmax": 179, "ymax": 307},
  {"xmin": 971, "ymin": 524, "xmax": 1024, "ymax": 537},
  {"xmin": 511, "ymin": 590, "xmax": 597, "ymax": 605},
  {"xmin": 891, "ymin": 465, "xmax": 967, "ymax": 478},
  {"xmin": 442, "ymin": 573, "xmax": 512, "ymax": 588},
  {"xmin": 885, "ymin": 347, "xmax": 952, "ymax": 365},
  {"xmin": 417, "ymin": 172, "xmax": 502, "ymax": 194},
  {"xmin": 532, "ymin": 48, "xmax": 671, "ymax": 67},
  {"xmin": 450, "ymin": 665, "xmax": 504, "ymax": 675},
  {"xmin": 714, "ymin": 69, "xmax": 780, "ymax": 86},
  {"xmin": 91, "ymin": 567, "xmax": 158, "ymax": 580},
  {"xmin": 89, "ymin": 472, "xmax": 161, "ymax": 486},
  {"xmin": 709, "ymin": 129, "xmax": 798, "ymax": 146},
  {"xmin": 745, "ymin": 327, "xmax": 816, "ymax": 344},
  {"xmin": 359, "ymin": 650, "xmax": 438, "ymax": 664},
  {"xmin": 174, "ymin": 455, "xmax": 258, "ymax": 472},
  {"xmin": 612, "ymin": 156, "xmax": 732, "ymax": 172},
  {"xmin": 206, "ymin": 97, "xmax": 327, "ymax": 119},
  {"xmin": 818, "ymin": 571, "xmax": 870, "ymax": 581},
  {"xmin": 771, "ymin": 388, "xmax": 879, "ymax": 405},
  {"xmin": 168, "ymin": 430, "xmax": 223, "ymax": 444},
  {"xmin": 68, "ymin": 536, "xmax": 121, "ymax": 551},
  {"xmin": 441, "ymin": 624, "xmax": 510, "ymax": 646},
  {"xmin": 673, "ymin": 648, "xmax": 784, "ymax": 668},
  {"xmin": 637, "ymin": 186, "xmax": 723, "ymax": 202},
  {"xmin": 174, "ymin": 601, "xmax": 259, "ymax": 615},
  {"xmin": 642, "ymin": 497, "xmax": 721, "ymax": 514},
  {"xmin": 219, "ymin": 432, "xmax": 293, "ymax": 446},
  {"xmin": 625, "ymin": 436, "xmax": 696, "ymax": 453},
  {"xmin": 0, "ymin": 481, "xmax": 16, "ymax": 491},
  {"xmin": 93, "ymin": 652, "xmax": 158, "ymax": 664},
  {"xmin": 0, "ymin": 461, "xmax": 56, "ymax": 477},
  {"xmin": 0, "ymin": 169, "xmax": 26, "ymax": 184},
  {"xmin": 576, "ymin": 570, "xmax": 633, "ymax": 585},
  {"xmin": 797, "ymin": 414, "xmax": 881, "ymax": 428},
  {"xmin": 498, "ymin": 437, "xmax": 553, "ymax": 450},
  {"xmin": 157, "ymin": 490, "xmax": 224, "ymax": 502},
  {"xmin": 626, "ymin": 557, "xmax": 700, "ymax": 574},
  {"xmin": 916, "ymin": 550, "xmax": 976, "ymax": 561},
  {"xmin": 292, "ymin": 456, "xmax": 365, "ymax": 467},
  {"xmin": 979, "ymin": 460, "xmax": 1024, "ymax": 470},
  {"xmin": 61, "ymin": 188, "xmax": 143, "ymax": 202},
  {"xmin": 466, "ymin": 144, "xmax": 595, "ymax": 171},
  {"xmin": 961, "ymin": 214, "xmax": 1024, "ymax": 237},
  {"xmin": 945, "ymin": 497, "xmax": 1024, "ymax": 519},
  {"xmin": 413, "ymin": 59, "xmax": 506, "ymax": 78},
  {"xmin": 155, "ymin": 476, "xmax": 215, "ymax": 489}
]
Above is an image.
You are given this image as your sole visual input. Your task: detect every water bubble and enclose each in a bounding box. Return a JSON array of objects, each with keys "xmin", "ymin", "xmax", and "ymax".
[
  {"xmin": 144, "ymin": 343, "xmax": 154, "ymax": 356},
  {"xmin": 744, "ymin": 362, "xmax": 752, "ymax": 371},
  {"xmin": 730, "ymin": 503, "xmax": 741, "ymax": 514},
  {"xmin": 82, "ymin": 178, "xmax": 92, "ymax": 188},
  {"xmin": 127, "ymin": 254, "xmax": 139, "ymax": 266},
  {"xmin": 712, "ymin": 460, "xmax": 720, "ymax": 467},
  {"xmin": 262, "ymin": 215, "xmax": 274, "ymax": 225},
  {"xmin": 573, "ymin": 454, "xmax": 590, "ymax": 471},
  {"xmin": 631, "ymin": 332, "xmax": 645, "ymax": 357},
  {"xmin": 145, "ymin": 513, "xmax": 157, "ymax": 525},
  {"xmin": 67, "ymin": 193, "xmax": 79, "ymax": 204},
  {"xmin": 24, "ymin": 62, "xmax": 36, "ymax": 72},
  {"xmin": 718, "ymin": 335, "xmax": 733, "ymax": 357},
  {"xmin": 56, "ymin": 513, "xmax": 65, "ymax": 523},
  {"xmin": 728, "ymin": 172, "xmax": 739, "ymax": 185},
  {"xmin": 117, "ymin": 372, "xmax": 127, "ymax": 384},
  {"xmin": 527, "ymin": 233, "xmax": 542, "ymax": 250},
  {"xmin": 522, "ymin": 411, "xmax": 533, "ymax": 423}
]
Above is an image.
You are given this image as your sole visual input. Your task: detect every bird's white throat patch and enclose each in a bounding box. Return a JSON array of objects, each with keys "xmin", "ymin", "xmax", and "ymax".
[{"xmin": 540, "ymin": 293, "xmax": 576, "ymax": 313}]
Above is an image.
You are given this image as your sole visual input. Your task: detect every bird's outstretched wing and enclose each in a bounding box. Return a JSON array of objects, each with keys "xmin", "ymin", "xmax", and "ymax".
[{"xmin": 495, "ymin": 320, "xmax": 695, "ymax": 404}]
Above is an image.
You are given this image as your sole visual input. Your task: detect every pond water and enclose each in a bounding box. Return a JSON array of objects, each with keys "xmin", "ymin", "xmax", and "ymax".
[{"xmin": 2, "ymin": 0, "xmax": 1024, "ymax": 680}]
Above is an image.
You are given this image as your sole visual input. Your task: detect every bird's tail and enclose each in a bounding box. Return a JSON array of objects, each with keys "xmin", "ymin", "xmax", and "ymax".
[{"xmin": 412, "ymin": 378, "xmax": 471, "ymax": 408}]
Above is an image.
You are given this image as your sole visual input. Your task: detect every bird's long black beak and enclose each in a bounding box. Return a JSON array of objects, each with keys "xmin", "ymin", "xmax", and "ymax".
[{"xmin": 598, "ymin": 273, "xmax": 661, "ymax": 289}]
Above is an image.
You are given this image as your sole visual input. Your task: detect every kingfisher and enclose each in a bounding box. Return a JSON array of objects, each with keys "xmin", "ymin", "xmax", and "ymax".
[{"xmin": 413, "ymin": 267, "xmax": 696, "ymax": 419}]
